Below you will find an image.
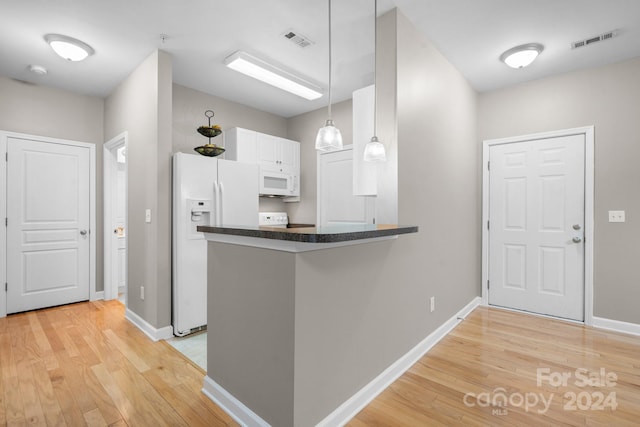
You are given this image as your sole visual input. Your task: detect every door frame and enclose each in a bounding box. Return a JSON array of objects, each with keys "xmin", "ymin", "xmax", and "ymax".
[
  {"xmin": 481, "ymin": 126, "xmax": 594, "ymax": 325},
  {"xmin": 103, "ymin": 132, "xmax": 128, "ymax": 301},
  {"xmin": 0, "ymin": 130, "xmax": 96, "ymax": 318}
]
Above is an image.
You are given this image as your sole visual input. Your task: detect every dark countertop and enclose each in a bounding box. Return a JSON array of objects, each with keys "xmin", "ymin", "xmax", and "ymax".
[
  {"xmin": 197, "ymin": 224, "xmax": 418, "ymax": 243},
  {"xmin": 286, "ymin": 223, "xmax": 315, "ymax": 229}
]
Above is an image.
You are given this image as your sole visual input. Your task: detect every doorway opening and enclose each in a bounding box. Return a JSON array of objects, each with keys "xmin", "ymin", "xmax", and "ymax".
[
  {"xmin": 481, "ymin": 126, "xmax": 594, "ymax": 324},
  {"xmin": 104, "ymin": 133, "xmax": 128, "ymax": 304}
]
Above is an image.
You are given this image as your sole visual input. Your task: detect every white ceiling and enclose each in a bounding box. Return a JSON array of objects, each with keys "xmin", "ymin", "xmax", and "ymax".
[{"xmin": 2, "ymin": 0, "xmax": 640, "ymax": 118}]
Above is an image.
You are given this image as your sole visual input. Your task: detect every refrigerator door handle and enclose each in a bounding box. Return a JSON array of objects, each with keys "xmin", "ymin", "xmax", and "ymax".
[
  {"xmin": 213, "ymin": 180, "xmax": 219, "ymax": 226},
  {"xmin": 219, "ymin": 182, "xmax": 225, "ymax": 225}
]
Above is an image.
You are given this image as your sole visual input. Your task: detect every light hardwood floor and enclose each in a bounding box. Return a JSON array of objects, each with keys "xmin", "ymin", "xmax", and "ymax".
[
  {"xmin": 1, "ymin": 301, "xmax": 639, "ymax": 426},
  {"xmin": 0, "ymin": 300, "xmax": 238, "ymax": 426},
  {"xmin": 350, "ymin": 306, "xmax": 640, "ymax": 426}
]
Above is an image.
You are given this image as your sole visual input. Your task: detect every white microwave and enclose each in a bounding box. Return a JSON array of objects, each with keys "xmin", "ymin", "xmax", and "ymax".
[{"xmin": 259, "ymin": 170, "xmax": 299, "ymax": 197}]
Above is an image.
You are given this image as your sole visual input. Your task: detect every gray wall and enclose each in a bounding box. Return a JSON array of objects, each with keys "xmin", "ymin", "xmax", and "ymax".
[
  {"xmin": 286, "ymin": 99, "xmax": 353, "ymax": 224},
  {"xmin": 479, "ymin": 57, "xmax": 640, "ymax": 324},
  {"xmin": 289, "ymin": 8, "xmax": 480, "ymax": 422},
  {"xmin": 104, "ymin": 50, "xmax": 173, "ymax": 329},
  {"xmin": 207, "ymin": 242, "xmax": 296, "ymax": 427},
  {"xmin": 0, "ymin": 75, "xmax": 106, "ymax": 292}
]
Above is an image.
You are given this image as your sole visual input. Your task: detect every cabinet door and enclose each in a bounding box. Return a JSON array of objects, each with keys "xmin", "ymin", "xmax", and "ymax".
[
  {"xmin": 257, "ymin": 133, "xmax": 279, "ymax": 170},
  {"xmin": 279, "ymin": 138, "xmax": 299, "ymax": 173},
  {"xmin": 317, "ymin": 147, "xmax": 375, "ymax": 226},
  {"xmin": 225, "ymin": 127, "xmax": 258, "ymax": 164}
]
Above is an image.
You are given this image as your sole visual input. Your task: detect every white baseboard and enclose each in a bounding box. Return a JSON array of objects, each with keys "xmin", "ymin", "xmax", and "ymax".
[
  {"xmin": 125, "ymin": 308, "xmax": 174, "ymax": 342},
  {"xmin": 592, "ymin": 316, "xmax": 640, "ymax": 337},
  {"xmin": 317, "ymin": 296, "xmax": 482, "ymax": 427},
  {"xmin": 91, "ymin": 290, "xmax": 104, "ymax": 301},
  {"xmin": 199, "ymin": 297, "xmax": 481, "ymax": 427},
  {"xmin": 202, "ymin": 376, "xmax": 270, "ymax": 427}
]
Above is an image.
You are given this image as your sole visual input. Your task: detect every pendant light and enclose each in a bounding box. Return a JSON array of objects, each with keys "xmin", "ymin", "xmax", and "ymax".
[
  {"xmin": 363, "ymin": 0, "xmax": 386, "ymax": 162},
  {"xmin": 315, "ymin": 0, "xmax": 343, "ymax": 151}
]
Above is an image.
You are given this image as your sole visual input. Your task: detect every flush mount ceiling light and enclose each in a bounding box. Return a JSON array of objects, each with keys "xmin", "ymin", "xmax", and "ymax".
[
  {"xmin": 45, "ymin": 34, "xmax": 94, "ymax": 61},
  {"xmin": 315, "ymin": 0, "xmax": 343, "ymax": 152},
  {"xmin": 499, "ymin": 43, "xmax": 544, "ymax": 69},
  {"xmin": 224, "ymin": 51, "xmax": 322, "ymax": 100}
]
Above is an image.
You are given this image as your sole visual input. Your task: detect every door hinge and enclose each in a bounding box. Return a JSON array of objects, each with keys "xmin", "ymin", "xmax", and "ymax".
[
  {"xmin": 4, "ymin": 218, "xmax": 6, "ymax": 227},
  {"xmin": 4, "ymin": 283, "xmax": 7, "ymax": 292},
  {"xmin": 487, "ymin": 280, "xmax": 490, "ymax": 290},
  {"xmin": 487, "ymin": 161, "xmax": 490, "ymax": 171},
  {"xmin": 487, "ymin": 220, "xmax": 490, "ymax": 230},
  {"xmin": 5, "ymin": 152, "xmax": 7, "ymax": 162}
]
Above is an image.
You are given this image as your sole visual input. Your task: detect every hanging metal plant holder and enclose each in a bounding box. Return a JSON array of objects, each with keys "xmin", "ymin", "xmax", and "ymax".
[{"xmin": 194, "ymin": 110, "xmax": 225, "ymax": 157}]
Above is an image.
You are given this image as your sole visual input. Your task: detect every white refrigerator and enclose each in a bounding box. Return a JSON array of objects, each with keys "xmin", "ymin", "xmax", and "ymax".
[{"xmin": 172, "ymin": 152, "xmax": 259, "ymax": 336}]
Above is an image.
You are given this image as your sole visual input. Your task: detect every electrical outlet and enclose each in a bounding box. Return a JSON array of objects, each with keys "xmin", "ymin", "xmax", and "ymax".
[
  {"xmin": 140, "ymin": 285, "xmax": 145, "ymax": 300},
  {"xmin": 608, "ymin": 210, "xmax": 625, "ymax": 223},
  {"xmin": 430, "ymin": 296, "xmax": 435, "ymax": 313}
]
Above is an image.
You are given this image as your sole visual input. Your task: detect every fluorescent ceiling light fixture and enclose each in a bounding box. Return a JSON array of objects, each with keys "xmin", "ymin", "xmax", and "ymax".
[
  {"xmin": 45, "ymin": 34, "xmax": 94, "ymax": 61},
  {"xmin": 500, "ymin": 43, "xmax": 544, "ymax": 69},
  {"xmin": 224, "ymin": 51, "xmax": 322, "ymax": 100}
]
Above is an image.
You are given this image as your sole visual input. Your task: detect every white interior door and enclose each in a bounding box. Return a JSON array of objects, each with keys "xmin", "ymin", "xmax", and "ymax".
[
  {"xmin": 114, "ymin": 151, "xmax": 127, "ymax": 296},
  {"xmin": 488, "ymin": 134, "xmax": 585, "ymax": 321},
  {"xmin": 6, "ymin": 136, "xmax": 91, "ymax": 313},
  {"xmin": 318, "ymin": 147, "xmax": 375, "ymax": 227}
]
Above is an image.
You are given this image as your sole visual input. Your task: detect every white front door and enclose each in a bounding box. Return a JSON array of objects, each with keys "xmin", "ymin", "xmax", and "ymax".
[
  {"xmin": 488, "ymin": 134, "xmax": 585, "ymax": 321},
  {"xmin": 6, "ymin": 136, "xmax": 91, "ymax": 313},
  {"xmin": 318, "ymin": 147, "xmax": 375, "ymax": 227}
]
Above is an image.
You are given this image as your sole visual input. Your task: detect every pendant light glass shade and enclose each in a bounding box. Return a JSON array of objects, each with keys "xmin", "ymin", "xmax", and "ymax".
[
  {"xmin": 316, "ymin": 0, "xmax": 343, "ymax": 151},
  {"xmin": 363, "ymin": 136, "xmax": 386, "ymax": 162},
  {"xmin": 364, "ymin": 0, "xmax": 386, "ymax": 162},
  {"xmin": 316, "ymin": 119, "xmax": 343, "ymax": 151}
]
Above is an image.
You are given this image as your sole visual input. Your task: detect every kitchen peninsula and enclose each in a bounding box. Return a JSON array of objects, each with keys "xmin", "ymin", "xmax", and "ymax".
[{"xmin": 198, "ymin": 224, "xmax": 418, "ymax": 426}]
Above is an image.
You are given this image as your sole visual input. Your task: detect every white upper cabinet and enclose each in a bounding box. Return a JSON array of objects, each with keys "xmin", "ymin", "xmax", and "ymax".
[
  {"xmin": 225, "ymin": 127, "xmax": 301, "ymax": 199},
  {"xmin": 224, "ymin": 127, "xmax": 258, "ymax": 164},
  {"xmin": 227, "ymin": 127, "xmax": 300, "ymax": 174},
  {"xmin": 257, "ymin": 133, "xmax": 299, "ymax": 174}
]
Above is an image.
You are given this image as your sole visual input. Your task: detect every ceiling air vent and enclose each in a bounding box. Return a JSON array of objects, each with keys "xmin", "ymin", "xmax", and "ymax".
[
  {"xmin": 571, "ymin": 30, "xmax": 618, "ymax": 49},
  {"xmin": 282, "ymin": 30, "xmax": 315, "ymax": 48}
]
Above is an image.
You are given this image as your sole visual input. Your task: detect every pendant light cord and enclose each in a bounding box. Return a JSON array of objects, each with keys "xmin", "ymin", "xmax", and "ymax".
[
  {"xmin": 328, "ymin": 0, "xmax": 333, "ymax": 120},
  {"xmin": 373, "ymin": 0, "xmax": 377, "ymax": 137}
]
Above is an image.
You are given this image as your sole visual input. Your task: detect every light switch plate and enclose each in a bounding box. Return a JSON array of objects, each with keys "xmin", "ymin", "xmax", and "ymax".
[
  {"xmin": 145, "ymin": 209, "xmax": 152, "ymax": 223},
  {"xmin": 608, "ymin": 210, "xmax": 625, "ymax": 223}
]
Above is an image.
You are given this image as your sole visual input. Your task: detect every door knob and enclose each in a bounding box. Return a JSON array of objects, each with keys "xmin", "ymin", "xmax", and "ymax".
[
  {"xmin": 80, "ymin": 229, "xmax": 88, "ymax": 236},
  {"xmin": 114, "ymin": 229, "xmax": 118, "ymax": 234},
  {"xmin": 572, "ymin": 237, "xmax": 582, "ymax": 243},
  {"xmin": 573, "ymin": 224, "xmax": 582, "ymax": 230}
]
